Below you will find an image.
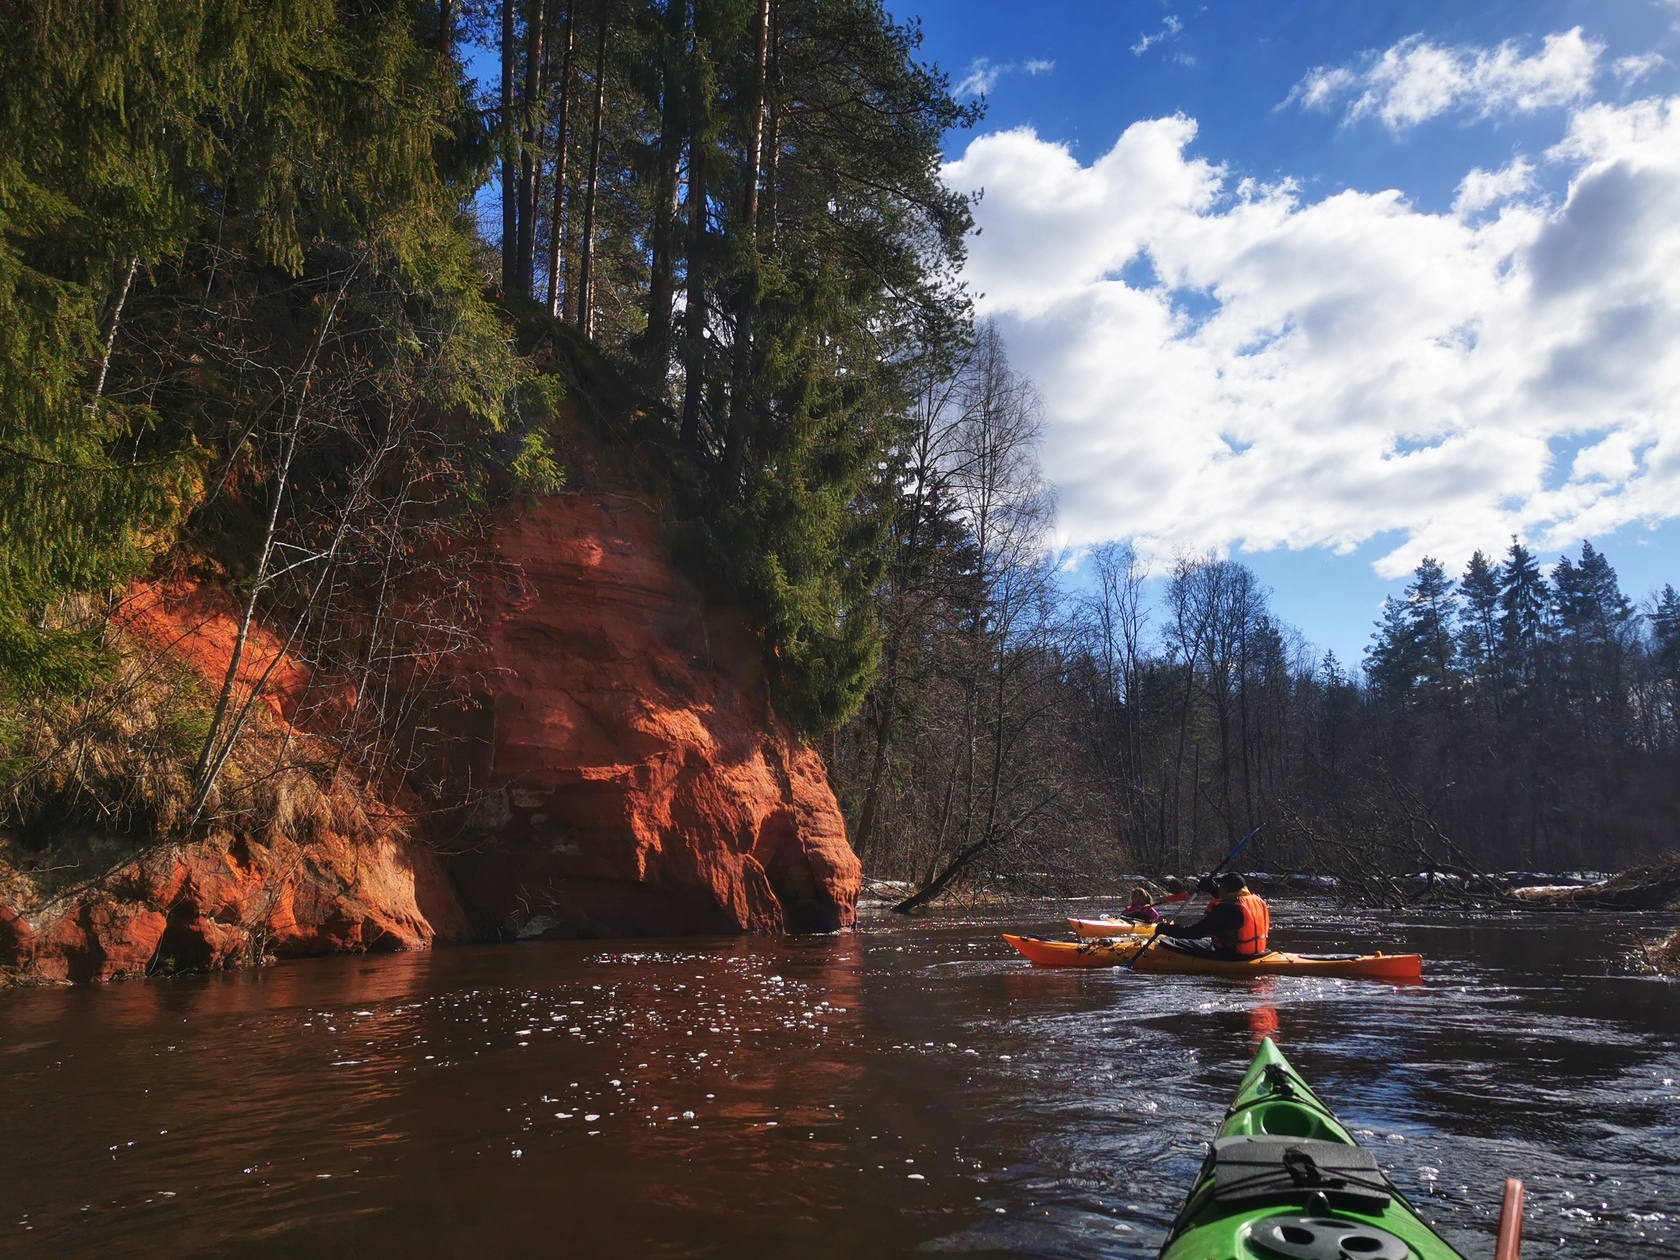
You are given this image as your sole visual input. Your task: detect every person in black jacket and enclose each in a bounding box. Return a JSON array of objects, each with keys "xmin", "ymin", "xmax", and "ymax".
[{"xmin": 1156, "ymin": 872, "xmax": 1272, "ymax": 959}]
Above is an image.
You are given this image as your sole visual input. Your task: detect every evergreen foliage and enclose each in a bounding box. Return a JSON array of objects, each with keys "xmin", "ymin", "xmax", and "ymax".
[
  {"xmin": 482, "ymin": 0, "xmax": 976, "ymax": 729},
  {"xmin": 0, "ymin": 0, "xmax": 574, "ymax": 848},
  {"xmin": 0, "ymin": 1, "xmax": 554, "ymax": 705},
  {"xmin": 2, "ymin": 0, "xmax": 976, "ymax": 869}
]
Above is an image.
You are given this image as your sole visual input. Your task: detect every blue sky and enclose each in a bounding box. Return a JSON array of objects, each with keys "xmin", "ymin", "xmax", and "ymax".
[{"xmin": 892, "ymin": 0, "xmax": 1680, "ymax": 663}]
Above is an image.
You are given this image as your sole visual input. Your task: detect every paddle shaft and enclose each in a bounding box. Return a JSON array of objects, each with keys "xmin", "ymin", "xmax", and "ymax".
[
  {"xmin": 1156, "ymin": 825, "xmax": 1264, "ymax": 925},
  {"xmin": 1495, "ymin": 1178, "xmax": 1524, "ymax": 1260},
  {"xmin": 1210, "ymin": 824, "xmax": 1263, "ymax": 878}
]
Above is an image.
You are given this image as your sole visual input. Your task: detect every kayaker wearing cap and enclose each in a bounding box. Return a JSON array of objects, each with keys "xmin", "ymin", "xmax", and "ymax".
[{"xmin": 1156, "ymin": 872, "xmax": 1271, "ymax": 959}]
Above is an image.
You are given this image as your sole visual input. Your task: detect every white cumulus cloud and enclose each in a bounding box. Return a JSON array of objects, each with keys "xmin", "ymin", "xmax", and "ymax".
[
  {"xmin": 956, "ymin": 56, "xmax": 1055, "ymax": 98},
  {"xmin": 1290, "ymin": 27, "xmax": 1603, "ymax": 130},
  {"xmin": 1453, "ymin": 157, "xmax": 1535, "ymax": 215},
  {"xmin": 1613, "ymin": 52, "xmax": 1666, "ymax": 85},
  {"xmin": 944, "ymin": 95, "xmax": 1680, "ymax": 578}
]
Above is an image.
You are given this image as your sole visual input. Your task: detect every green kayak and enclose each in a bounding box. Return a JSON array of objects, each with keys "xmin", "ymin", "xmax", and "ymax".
[{"xmin": 1160, "ymin": 1038, "xmax": 1466, "ymax": 1260}]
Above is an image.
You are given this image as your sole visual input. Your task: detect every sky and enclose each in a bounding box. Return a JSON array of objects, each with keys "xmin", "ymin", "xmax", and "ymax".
[{"xmin": 891, "ymin": 0, "xmax": 1680, "ymax": 663}]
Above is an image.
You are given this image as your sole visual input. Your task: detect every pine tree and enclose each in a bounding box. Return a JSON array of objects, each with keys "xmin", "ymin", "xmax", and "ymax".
[
  {"xmin": 0, "ymin": 0, "xmax": 550, "ymax": 740},
  {"xmin": 1364, "ymin": 596, "xmax": 1418, "ymax": 702},
  {"xmin": 1408, "ymin": 557, "xmax": 1459, "ymax": 706},
  {"xmin": 1498, "ymin": 539, "xmax": 1547, "ymax": 696},
  {"xmin": 1363, "ymin": 557, "xmax": 1457, "ymax": 708},
  {"xmin": 1458, "ymin": 549, "xmax": 1502, "ymax": 708},
  {"xmin": 483, "ymin": 0, "xmax": 977, "ymax": 729},
  {"xmin": 1551, "ymin": 541, "xmax": 1636, "ymax": 742},
  {"xmin": 1653, "ymin": 585, "xmax": 1680, "ymax": 686}
]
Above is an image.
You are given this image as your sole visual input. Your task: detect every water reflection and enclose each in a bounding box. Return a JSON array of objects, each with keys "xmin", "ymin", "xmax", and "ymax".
[{"xmin": 0, "ymin": 904, "xmax": 1675, "ymax": 1258}]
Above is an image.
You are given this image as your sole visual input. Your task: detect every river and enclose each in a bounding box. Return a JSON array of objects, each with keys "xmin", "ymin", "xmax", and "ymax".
[{"xmin": 2, "ymin": 901, "xmax": 1676, "ymax": 1258}]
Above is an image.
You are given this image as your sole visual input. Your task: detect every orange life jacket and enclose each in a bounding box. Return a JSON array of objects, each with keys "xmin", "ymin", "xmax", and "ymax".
[{"xmin": 1213, "ymin": 891, "xmax": 1270, "ymax": 957}]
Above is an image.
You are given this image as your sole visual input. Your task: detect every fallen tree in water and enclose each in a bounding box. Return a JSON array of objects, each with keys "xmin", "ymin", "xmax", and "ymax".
[
  {"xmin": 1638, "ymin": 929, "xmax": 1680, "ymax": 977},
  {"xmin": 1505, "ymin": 859, "xmax": 1680, "ymax": 912}
]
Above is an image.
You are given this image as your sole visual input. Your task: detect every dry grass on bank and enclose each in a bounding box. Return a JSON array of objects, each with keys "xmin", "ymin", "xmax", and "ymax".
[{"xmin": 0, "ymin": 608, "xmax": 394, "ymax": 918}]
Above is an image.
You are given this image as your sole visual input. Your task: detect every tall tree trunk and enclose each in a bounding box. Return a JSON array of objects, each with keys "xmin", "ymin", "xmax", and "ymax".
[
  {"xmin": 438, "ymin": 0, "xmax": 453, "ymax": 55},
  {"xmin": 577, "ymin": 8, "xmax": 608, "ymax": 337},
  {"xmin": 852, "ymin": 642, "xmax": 899, "ymax": 855},
  {"xmin": 500, "ymin": 0, "xmax": 516, "ymax": 294},
  {"xmin": 761, "ymin": 8, "xmax": 780, "ymax": 250},
  {"xmin": 719, "ymin": 0, "xmax": 772, "ymax": 492},
  {"xmin": 545, "ymin": 0, "xmax": 576, "ymax": 318},
  {"xmin": 678, "ymin": 40, "xmax": 710, "ymax": 450},
  {"xmin": 516, "ymin": 0, "xmax": 548, "ymax": 297},
  {"xmin": 642, "ymin": 1, "xmax": 688, "ymax": 387},
  {"xmin": 90, "ymin": 258, "xmax": 138, "ymax": 417}
]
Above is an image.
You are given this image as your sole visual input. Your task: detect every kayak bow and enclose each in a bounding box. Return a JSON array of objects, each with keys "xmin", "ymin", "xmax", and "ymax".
[
  {"xmin": 1159, "ymin": 1037, "xmax": 1466, "ymax": 1259},
  {"xmin": 1002, "ymin": 933, "xmax": 1148, "ymax": 967}
]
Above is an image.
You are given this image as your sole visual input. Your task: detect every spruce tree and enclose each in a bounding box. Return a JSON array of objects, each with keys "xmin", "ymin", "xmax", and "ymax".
[
  {"xmin": 0, "ymin": 0, "xmax": 546, "ymax": 721},
  {"xmin": 1458, "ymin": 549, "xmax": 1502, "ymax": 706},
  {"xmin": 1653, "ymin": 585, "xmax": 1680, "ymax": 688},
  {"xmin": 1364, "ymin": 557, "xmax": 1457, "ymax": 707},
  {"xmin": 1498, "ymin": 539, "xmax": 1547, "ymax": 696}
]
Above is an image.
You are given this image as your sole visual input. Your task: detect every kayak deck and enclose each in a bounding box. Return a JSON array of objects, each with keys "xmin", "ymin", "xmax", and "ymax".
[
  {"xmin": 1160, "ymin": 1037, "xmax": 1466, "ymax": 1259},
  {"xmin": 1005, "ymin": 934, "xmax": 1423, "ymax": 981},
  {"xmin": 1133, "ymin": 941, "xmax": 1423, "ymax": 981},
  {"xmin": 1002, "ymin": 933, "xmax": 1147, "ymax": 967},
  {"xmin": 1068, "ymin": 917, "xmax": 1158, "ymax": 938}
]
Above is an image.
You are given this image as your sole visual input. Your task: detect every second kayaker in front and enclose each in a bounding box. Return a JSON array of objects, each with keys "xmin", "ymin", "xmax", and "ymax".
[
  {"xmin": 1156, "ymin": 871, "xmax": 1270, "ymax": 960},
  {"xmin": 1121, "ymin": 887, "xmax": 1161, "ymax": 924}
]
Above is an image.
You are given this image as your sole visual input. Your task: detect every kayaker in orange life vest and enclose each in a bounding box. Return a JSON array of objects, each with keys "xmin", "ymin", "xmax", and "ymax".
[{"xmin": 1156, "ymin": 872, "xmax": 1271, "ymax": 959}]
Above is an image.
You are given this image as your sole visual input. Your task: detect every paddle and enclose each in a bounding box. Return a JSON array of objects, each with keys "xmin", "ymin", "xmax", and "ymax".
[
  {"xmin": 1156, "ymin": 824, "xmax": 1265, "ymax": 925},
  {"xmin": 1495, "ymin": 1178, "xmax": 1524, "ymax": 1260},
  {"xmin": 1211, "ymin": 823, "xmax": 1264, "ymax": 879}
]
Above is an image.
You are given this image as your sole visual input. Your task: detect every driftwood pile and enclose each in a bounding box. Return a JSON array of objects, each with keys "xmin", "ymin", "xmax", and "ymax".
[
  {"xmin": 1640, "ymin": 929, "xmax": 1680, "ymax": 977},
  {"xmin": 1506, "ymin": 859, "xmax": 1680, "ymax": 912}
]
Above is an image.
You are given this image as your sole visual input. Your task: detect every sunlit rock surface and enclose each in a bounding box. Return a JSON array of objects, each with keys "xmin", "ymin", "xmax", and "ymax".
[
  {"xmin": 0, "ymin": 493, "xmax": 858, "ymax": 983},
  {"xmin": 440, "ymin": 493, "xmax": 859, "ymax": 940}
]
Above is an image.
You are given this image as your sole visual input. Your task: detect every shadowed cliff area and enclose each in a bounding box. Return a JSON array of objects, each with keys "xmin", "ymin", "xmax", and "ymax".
[
  {"xmin": 0, "ymin": 324, "xmax": 861, "ymax": 983},
  {"xmin": 0, "ymin": 0, "xmax": 973, "ymax": 981}
]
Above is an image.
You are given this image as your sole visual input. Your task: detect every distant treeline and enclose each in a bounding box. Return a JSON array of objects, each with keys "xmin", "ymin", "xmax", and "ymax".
[{"xmin": 827, "ymin": 332, "xmax": 1680, "ymax": 906}]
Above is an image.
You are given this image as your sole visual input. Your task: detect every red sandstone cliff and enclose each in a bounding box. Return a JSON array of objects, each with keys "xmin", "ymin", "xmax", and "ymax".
[
  {"xmin": 0, "ymin": 490, "xmax": 858, "ymax": 983},
  {"xmin": 0, "ymin": 580, "xmax": 467, "ymax": 984},
  {"xmin": 440, "ymin": 492, "xmax": 860, "ymax": 939}
]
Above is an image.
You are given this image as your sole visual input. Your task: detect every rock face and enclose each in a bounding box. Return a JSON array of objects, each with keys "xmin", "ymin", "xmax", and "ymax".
[
  {"xmin": 0, "ymin": 491, "xmax": 859, "ymax": 982},
  {"xmin": 0, "ymin": 580, "xmax": 467, "ymax": 984},
  {"xmin": 0, "ymin": 825, "xmax": 461, "ymax": 984},
  {"xmin": 441, "ymin": 493, "xmax": 860, "ymax": 939}
]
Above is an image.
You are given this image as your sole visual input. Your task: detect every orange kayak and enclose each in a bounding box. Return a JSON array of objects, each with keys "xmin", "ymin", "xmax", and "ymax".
[
  {"xmin": 1002, "ymin": 934, "xmax": 1149, "ymax": 967},
  {"xmin": 1131, "ymin": 940, "xmax": 1423, "ymax": 981},
  {"xmin": 1068, "ymin": 917, "xmax": 1158, "ymax": 938}
]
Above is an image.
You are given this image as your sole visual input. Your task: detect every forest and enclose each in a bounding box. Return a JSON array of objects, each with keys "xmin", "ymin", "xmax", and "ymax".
[
  {"xmin": 2, "ymin": 0, "xmax": 1674, "ymax": 913},
  {"xmin": 826, "ymin": 330, "xmax": 1680, "ymax": 906},
  {"xmin": 0, "ymin": 0, "xmax": 971, "ymax": 856}
]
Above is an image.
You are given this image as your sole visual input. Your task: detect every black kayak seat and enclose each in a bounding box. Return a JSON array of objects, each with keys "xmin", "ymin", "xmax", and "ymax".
[{"xmin": 1207, "ymin": 1136, "xmax": 1393, "ymax": 1212}]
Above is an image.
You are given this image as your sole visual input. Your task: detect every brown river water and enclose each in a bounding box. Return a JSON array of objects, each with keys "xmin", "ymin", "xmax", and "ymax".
[{"xmin": 2, "ymin": 901, "xmax": 1677, "ymax": 1259}]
